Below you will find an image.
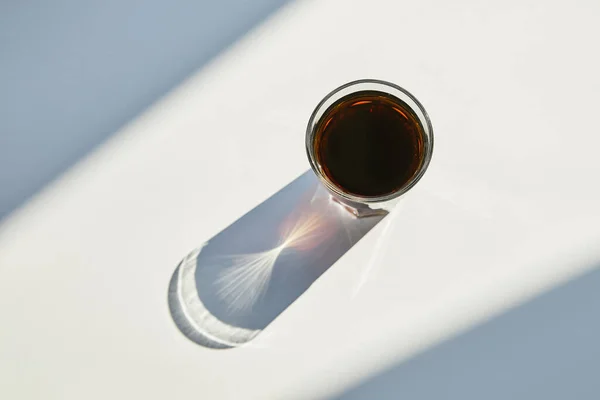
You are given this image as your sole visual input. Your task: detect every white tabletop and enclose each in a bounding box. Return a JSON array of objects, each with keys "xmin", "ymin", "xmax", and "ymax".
[{"xmin": 2, "ymin": 0, "xmax": 600, "ymax": 398}]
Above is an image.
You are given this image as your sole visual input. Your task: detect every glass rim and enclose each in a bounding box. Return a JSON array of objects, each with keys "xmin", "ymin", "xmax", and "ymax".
[{"xmin": 305, "ymin": 78, "xmax": 434, "ymax": 204}]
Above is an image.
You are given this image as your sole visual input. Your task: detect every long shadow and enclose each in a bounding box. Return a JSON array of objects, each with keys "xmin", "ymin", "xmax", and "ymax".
[
  {"xmin": 337, "ymin": 265, "xmax": 600, "ymax": 399},
  {"xmin": 0, "ymin": 0, "xmax": 291, "ymax": 220},
  {"xmin": 168, "ymin": 171, "xmax": 386, "ymax": 348}
]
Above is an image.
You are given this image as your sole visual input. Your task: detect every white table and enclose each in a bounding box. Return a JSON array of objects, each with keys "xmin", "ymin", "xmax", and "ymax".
[{"xmin": 2, "ymin": 0, "xmax": 600, "ymax": 398}]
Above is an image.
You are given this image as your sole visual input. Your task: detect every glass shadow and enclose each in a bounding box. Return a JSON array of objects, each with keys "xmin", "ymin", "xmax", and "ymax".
[{"xmin": 168, "ymin": 171, "xmax": 386, "ymax": 349}]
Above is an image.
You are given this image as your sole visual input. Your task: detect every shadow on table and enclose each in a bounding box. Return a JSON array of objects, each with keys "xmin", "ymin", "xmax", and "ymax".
[
  {"xmin": 0, "ymin": 0, "xmax": 291, "ymax": 221},
  {"xmin": 336, "ymin": 265, "xmax": 600, "ymax": 399},
  {"xmin": 168, "ymin": 171, "xmax": 386, "ymax": 348}
]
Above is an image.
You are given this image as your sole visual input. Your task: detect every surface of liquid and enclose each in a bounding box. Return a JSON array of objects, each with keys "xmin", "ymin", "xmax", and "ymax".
[{"xmin": 314, "ymin": 91, "xmax": 424, "ymax": 197}]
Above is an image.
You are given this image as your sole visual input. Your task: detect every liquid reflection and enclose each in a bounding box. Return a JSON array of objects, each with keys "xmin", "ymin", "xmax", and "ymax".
[{"xmin": 168, "ymin": 171, "xmax": 386, "ymax": 348}]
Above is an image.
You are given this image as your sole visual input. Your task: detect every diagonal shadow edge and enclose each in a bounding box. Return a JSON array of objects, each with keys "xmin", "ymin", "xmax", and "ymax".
[{"xmin": 336, "ymin": 263, "xmax": 600, "ymax": 399}]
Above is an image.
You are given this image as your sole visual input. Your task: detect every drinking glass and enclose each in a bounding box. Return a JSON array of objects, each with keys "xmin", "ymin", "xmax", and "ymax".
[{"xmin": 305, "ymin": 79, "xmax": 434, "ymax": 217}]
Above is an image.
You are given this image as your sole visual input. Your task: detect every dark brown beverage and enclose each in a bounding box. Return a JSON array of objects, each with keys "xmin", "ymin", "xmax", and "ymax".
[{"xmin": 313, "ymin": 91, "xmax": 425, "ymax": 198}]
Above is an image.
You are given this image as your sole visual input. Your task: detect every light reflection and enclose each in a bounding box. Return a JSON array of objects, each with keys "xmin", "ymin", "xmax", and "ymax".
[
  {"xmin": 172, "ymin": 244, "xmax": 258, "ymax": 348},
  {"xmin": 168, "ymin": 171, "xmax": 387, "ymax": 348},
  {"xmin": 216, "ymin": 211, "xmax": 331, "ymax": 313},
  {"xmin": 329, "ymin": 196, "xmax": 362, "ymax": 245},
  {"xmin": 352, "ymin": 206, "xmax": 399, "ymax": 297}
]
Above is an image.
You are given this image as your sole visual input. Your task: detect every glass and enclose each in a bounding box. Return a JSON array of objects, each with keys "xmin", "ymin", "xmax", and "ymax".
[{"xmin": 306, "ymin": 79, "xmax": 434, "ymax": 217}]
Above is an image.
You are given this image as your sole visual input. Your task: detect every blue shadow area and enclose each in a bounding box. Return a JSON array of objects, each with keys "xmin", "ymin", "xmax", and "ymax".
[
  {"xmin": 0, "ymin": 0, "xmax": 290, "ymax": 220},
  {"xmin": 168, "ymin": 171, "xmax": 386, "ymax": 348},
  {"xmin": 338, "ymin": 266, "xmax": 600, "ymax": 399}
]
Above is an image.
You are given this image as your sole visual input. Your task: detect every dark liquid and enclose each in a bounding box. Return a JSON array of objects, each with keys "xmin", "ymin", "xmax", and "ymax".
[{"xmin": 314, "ymin": 91, "xmax": 425, "ymax": 197}]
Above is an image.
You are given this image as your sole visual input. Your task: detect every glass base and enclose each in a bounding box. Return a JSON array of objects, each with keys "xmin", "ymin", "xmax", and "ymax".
[{"xmin": 331, "ymin": 196, "xmax": 389, "ymax": 218}]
